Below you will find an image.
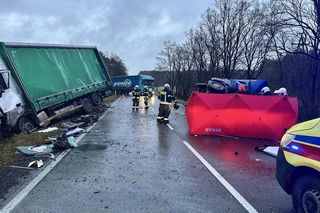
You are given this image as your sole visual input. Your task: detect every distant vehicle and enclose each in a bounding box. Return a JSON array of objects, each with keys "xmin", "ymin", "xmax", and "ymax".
[
  {"xmin": 0, "ymin": 42, "xmax": 112, "ymax": 133},
  {"xmin": 276, "ymin": 118, "xmax": 320, "ymax": 213},
  {"xmin": 111, "ymin": 75, "xmax": 155, "ymax": 94}
]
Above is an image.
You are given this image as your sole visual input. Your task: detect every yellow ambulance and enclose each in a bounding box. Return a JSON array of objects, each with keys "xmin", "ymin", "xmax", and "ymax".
[{"xmin": 277, "ymin": 118, "xmax": 320, "ymax": 212}]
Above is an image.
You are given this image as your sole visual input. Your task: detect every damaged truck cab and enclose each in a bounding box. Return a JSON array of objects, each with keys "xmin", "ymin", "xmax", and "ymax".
[
  {"xmin": 0, "ymin": 42, "xmax": 112, "ymax": 133},
  {"xmin": 0, "ymin": 57, "xmax": 28, "ymax": 131}
]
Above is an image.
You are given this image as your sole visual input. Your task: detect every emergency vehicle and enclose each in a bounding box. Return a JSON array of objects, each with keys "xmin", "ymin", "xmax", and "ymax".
[{"xmin": 276, "ymin": 118, "xmax": 320, "ymax": 213}]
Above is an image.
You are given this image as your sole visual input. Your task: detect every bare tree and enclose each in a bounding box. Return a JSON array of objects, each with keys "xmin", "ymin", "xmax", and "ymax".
[
  {"xmin": 156, "ymin": 0, "xmax": 278, "ymax": 99},
  {"xmin": 215, "ymin": 0, "xmax": 251, "ymax": 78},
  {"xmin": 201, "ymin": 9, "xmax": 222, "ymax": 78},
  {"xmin": 156, "ymin": 41, "xmax": 177, "ymax": 87},
  {"xmin": 273, "ymin": 0, "xmax": 320, "ymax": 118},
  {"xmin": 240, "ymin": 2, "xmax": 275, "ymax": 78},
  {"xmin": 186, "ymin": 27, "xmax": 209, "ymax": 83}
]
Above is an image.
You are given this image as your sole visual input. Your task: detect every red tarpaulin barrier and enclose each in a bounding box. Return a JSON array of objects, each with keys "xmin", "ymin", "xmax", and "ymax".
[{"xmin": 186, "ymin": 92, "xmax": 298, "ymax": 141}]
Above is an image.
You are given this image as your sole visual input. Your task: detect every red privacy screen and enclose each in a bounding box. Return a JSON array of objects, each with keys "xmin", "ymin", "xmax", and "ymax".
[{"xmin": 186, "ymin": 92, "xmax": 298, "ymax": 141}]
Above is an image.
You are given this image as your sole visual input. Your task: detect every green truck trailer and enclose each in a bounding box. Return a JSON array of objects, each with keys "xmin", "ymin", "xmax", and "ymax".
[{"xmin": 0, "ymin": 42, "xmax": 112, "ymax": 132}]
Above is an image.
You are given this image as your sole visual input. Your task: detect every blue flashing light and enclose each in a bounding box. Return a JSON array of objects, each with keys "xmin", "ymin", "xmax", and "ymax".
[{"xmin": 291, "ymin": 145, "xmax": 299, "ymax": 151}]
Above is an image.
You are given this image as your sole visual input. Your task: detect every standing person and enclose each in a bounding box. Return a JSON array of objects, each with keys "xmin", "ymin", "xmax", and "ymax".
[
  {"xmin": 142, "ymin": 86, "xmax": 149, "ymax": 109},
  {"xmin": 157, "ymin": 84, "xmax": 176, "ymax": 124},
  {"xmin": 132, "ymin": 85, "xmax": 141, "ymax": 111}
]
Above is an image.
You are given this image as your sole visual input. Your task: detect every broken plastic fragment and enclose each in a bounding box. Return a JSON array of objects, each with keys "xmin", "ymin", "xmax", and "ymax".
[
  {"xmin": 66, "ymin": 127, "xmax": 85, "ymax": 136},
  {"xmin": 28, "ymin": 159, "xmax": 44, "ymax": 168},
  {"xmin": 67, "ymin": 136, "xmax": 78, "ymax": 148},
  {"xmin": 38, "ymin": 127, "xmax": 59, "ymax": 133},
  {"xmin": 262, "ymin": 146, "xmax": 279, "ymax": 157},
  {"xmin": 31, "ymin": 145, "xmax": 49, "ymax": 152}
]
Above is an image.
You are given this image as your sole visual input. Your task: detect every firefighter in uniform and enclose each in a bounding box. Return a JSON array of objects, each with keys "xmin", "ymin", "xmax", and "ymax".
[
  {"xmin": 157, "ymin": 84, "xmax": 176, "ymax": 124},
  {"xmin": 142, "ymin": 86, "xmax": 149, "ymax": 109},
  {"xmin": 132, "ymin": 85, "xmax": 141, "ymax": 111}
]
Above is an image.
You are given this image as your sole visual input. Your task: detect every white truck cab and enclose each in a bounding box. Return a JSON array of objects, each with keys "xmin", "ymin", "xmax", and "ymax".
[{"xmin": 0, "ymin": 57, "xmax": 27, "ymax": 131}]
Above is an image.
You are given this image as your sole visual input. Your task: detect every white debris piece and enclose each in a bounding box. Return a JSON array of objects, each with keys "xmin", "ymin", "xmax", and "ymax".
[
  {"xmin": 66, "ymin": 127, "xmax": 85, "ymax": 136},
  {"xmin": 38, "ymin": 127, "xmax": 59, "ymax": 133},
  {"xmin": 263, "ymin": 146, "xmax": 279, "ymax": 157},
  {"xmin": 31, "ymin": 145, "xmax": 49, "ymax": 153},
  {"xmin": 28, "ymin": 159, "xmax": 44, "ymax": 168},
  {"xmin": 67, "ymin": 136, "xmax": 78, "ymax": 148}
]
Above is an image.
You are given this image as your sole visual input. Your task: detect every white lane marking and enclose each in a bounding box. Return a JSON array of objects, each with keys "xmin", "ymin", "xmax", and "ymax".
[
  {"xmin": 182, "ymin": 141, "xmax": 258, "ymax": 213},
  {"xmin": 1, "ymin": 99, "xmax": 113, "ymax": 213},
  {"xmin": 167, "ymin": 124, "xmax": 174, "ymax": 130}
]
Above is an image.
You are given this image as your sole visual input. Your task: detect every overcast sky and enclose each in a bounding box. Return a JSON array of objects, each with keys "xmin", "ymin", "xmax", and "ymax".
[{"xmin": 0, "ymin": 0, "xmax": 213, "ymax": 75}]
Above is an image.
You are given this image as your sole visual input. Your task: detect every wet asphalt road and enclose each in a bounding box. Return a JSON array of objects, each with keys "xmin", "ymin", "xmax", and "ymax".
[{"xmin": 7, "ymin": 95, "xmax": 292, "ymax": 212}]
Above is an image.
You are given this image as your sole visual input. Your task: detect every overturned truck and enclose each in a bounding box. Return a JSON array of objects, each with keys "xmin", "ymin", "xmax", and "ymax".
[{"xmin": 0, "ymin": 42, "xmax": 112, "ymax": 133}]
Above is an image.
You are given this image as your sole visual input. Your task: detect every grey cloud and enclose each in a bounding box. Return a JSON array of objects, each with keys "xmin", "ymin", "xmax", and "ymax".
[{"xmin": 0, "ymin": 0, "xmax": 212, "ymax": 74}]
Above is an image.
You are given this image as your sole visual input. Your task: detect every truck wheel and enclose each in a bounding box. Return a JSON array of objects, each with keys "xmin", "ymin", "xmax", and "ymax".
[
  {"xmin": 292, "ymin": 175, "xmax": 320, "ymax": 213},
  {"xmin": 82, "ymin": 98, "xmax": 93, "ymax": 114},
  {"xmin": 91, "ymin": 93, "xmax": 102, "ymax": 106},
  {"xmin": 17, "ymin": 117, "xmax": 35, "ymax": 133}
]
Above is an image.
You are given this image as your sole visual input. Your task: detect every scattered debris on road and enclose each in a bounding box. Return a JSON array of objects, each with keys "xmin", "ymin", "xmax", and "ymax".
[
  {"xmin": 255, "ymin": 145, "xmax": 279, "ymax": 157},
  {"xmin": 37, "ymin": 127, "xmax": 59, "ymax": 133},
  {"xmin": 16, "ymin": 144, "xmax": 54, "ymax": 156},
  {"xmin": 28, "ymin": 159, "xmax": 44, "ymax": 168},
  {"xmin": 66, "ymin": 127, "xmax": 85, "ymax": 136},
  {"xmin": 262, "ymin": 146, "xmax": 279, "ymax": 157}
]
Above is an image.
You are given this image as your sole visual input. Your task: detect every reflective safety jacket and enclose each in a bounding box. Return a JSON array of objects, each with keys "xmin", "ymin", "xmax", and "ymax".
[
  {"xmin": 142, "ymin": 88, "xmax": 149, "ymax": 96},
  {"xmin": 158, "ymin": 88, "xmax": 175, "ymax": 105},
  {"xmin": 132, "ymin": 88, "xmax": 141, "ymax": 98}
]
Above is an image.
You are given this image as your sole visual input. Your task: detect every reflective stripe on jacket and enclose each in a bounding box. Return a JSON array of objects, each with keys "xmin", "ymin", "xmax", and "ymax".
[{"xmin": 158, "ymin": 89, "xmax": 175, "ymax": 105}]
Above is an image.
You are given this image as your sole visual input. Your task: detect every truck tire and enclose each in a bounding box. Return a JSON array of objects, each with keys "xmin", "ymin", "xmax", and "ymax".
[
  {"xmin": 17, "ymin": 117, "xmax": 35, "ymax": 133},
  {"xmin": 292, "ymin": 175, "xmax": 320, "ymax": 213},
  {"xmin": 82, "ymin": 98, "xmax": 93, "ymax": 114},
  {"xmin": 91, "ymin": 93, "xmax": 102, "ymax": 106}
]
